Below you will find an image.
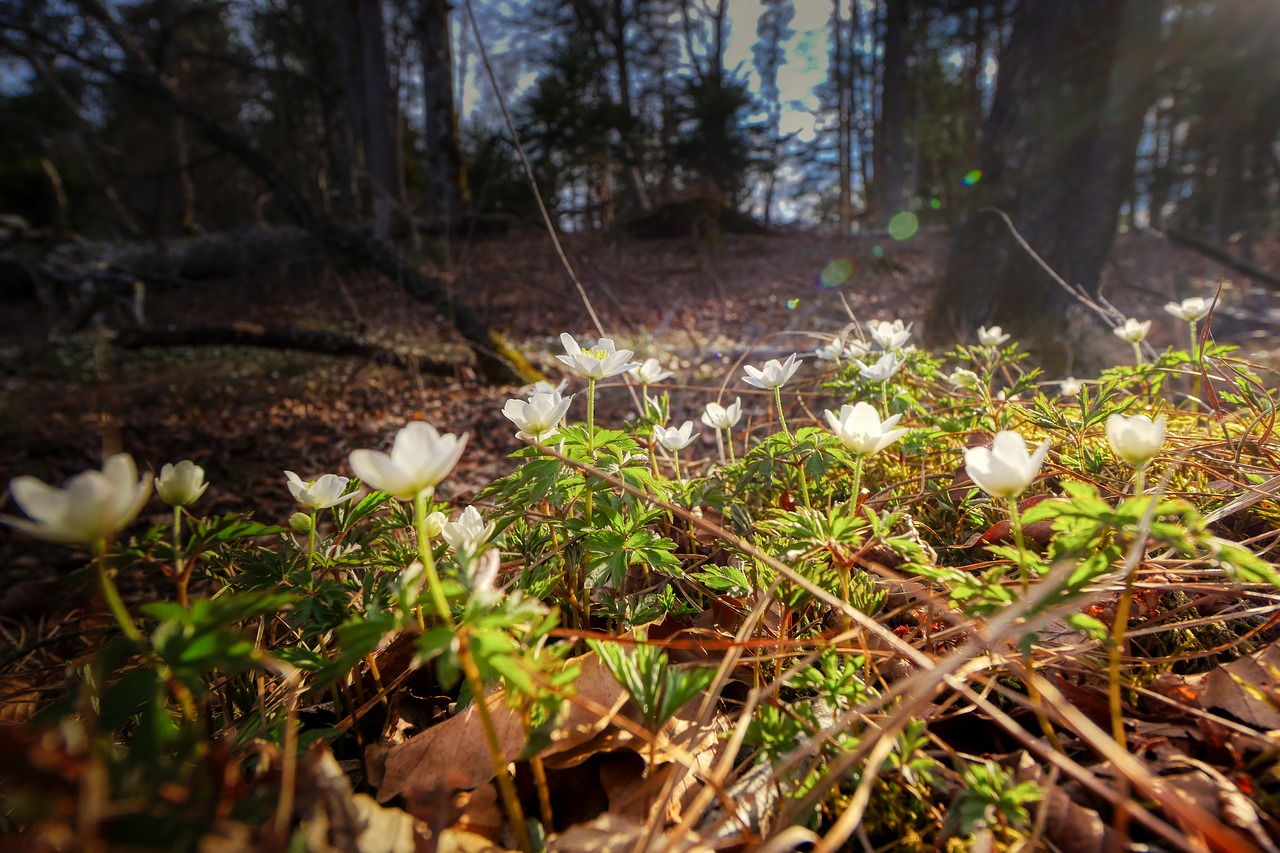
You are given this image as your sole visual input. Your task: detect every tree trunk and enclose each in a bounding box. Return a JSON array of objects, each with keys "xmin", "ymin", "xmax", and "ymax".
[
  {"xmin": 926, "ymin": 0, "xmax": 1161, "ymax": 366},
  {"xmin": 356, "ymin": 0, "xmax": 408, "ymax": 242},
  {"xmin": 871, "ymin": 0, "xmax": 910, "ymax": 228},
  {"xmin": 416, "ymin": 0, "xmax": 469, "ymax": 227},
  {"xmin": 323, "ymin": 0, "xmax": 369, "ymax": 222}
]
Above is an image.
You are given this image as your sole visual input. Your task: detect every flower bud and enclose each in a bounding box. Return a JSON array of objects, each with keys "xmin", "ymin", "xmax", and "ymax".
[{"xmin": 289, "ymin": 512, "xmax": 313, "ymax": 534}]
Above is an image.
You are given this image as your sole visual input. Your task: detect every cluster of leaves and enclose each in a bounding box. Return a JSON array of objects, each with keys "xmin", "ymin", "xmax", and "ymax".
[{"xmin": 5, "ymin": 324, "xmax": 1280, "ymax": 852}]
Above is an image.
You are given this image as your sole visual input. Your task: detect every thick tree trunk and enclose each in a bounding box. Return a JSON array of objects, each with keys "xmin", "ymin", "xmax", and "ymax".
[
  {"xmin": 356, "ymin": 0, "xmax": 408, "ymax": 242},
  {"xmin": 416, "ymin": 0, "xmax": 469, "ymax": 226},
  {"xmin": 926, "ymin": 0, "xmax": 1161, "ymax": 365},
  {"xmin": 870, "ymin": 0, "xmax": 910, "ymax": 227}
]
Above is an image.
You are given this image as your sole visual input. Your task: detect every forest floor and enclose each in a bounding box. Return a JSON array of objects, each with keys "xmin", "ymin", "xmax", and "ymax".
[
  {"xmin": 2, "ymin": 227, "xmax": 1279, "ymax": 600},
  {"xmin": 6, "ymin": 227, "xmax": 1280, "ymax": 850}
]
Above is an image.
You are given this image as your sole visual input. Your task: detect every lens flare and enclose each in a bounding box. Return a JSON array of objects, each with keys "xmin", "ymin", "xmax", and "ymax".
[
  {"xmin": 929, "ymin": 198, "xmax": 942, "ymax": 210},
  {"xmin": 786, "ymin": 298, "xmax": 800, "ymax": 310},
  {"xmin": 962, "ymin": 169, "xmax": 983, "ymax": 186},
  {"xmin": 888, "ymin": 212, "xmax": 919, "ymax": 241},
  {"xmin": 818, "ymin": 257, "xmax": 855, "ymax": 289},
  {"xmin": 872, "ymin": 245, "xmax": 885, "ymax": 259}
]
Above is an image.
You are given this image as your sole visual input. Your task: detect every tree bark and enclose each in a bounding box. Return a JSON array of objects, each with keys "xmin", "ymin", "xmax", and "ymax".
[
  {"xmin": 416, "ymin": 0, "xmax": 470, "ymax": 226},
  {"xmin": 870, "ymin": 0, "xmax": 910, "ymax": 227},
  {"xmin": 926, "ymin": 0, "xmax": 1161, "ymax": 364},
  {"xmin": 356, "ymin": 0, "xmax": 409, "ymax": 242}
]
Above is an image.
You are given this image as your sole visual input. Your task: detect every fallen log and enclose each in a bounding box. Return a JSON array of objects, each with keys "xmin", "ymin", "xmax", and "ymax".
[
  {"xmin": 114, "ymin": 324, "xmax": 459, "ymax": 375},
  {"xmin": 1153, "ymin": 227, "xmax": 1280, "ymax": 291}
]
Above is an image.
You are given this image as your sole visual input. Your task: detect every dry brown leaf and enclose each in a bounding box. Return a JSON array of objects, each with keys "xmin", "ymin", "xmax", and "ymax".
[
  {"xmin": 548, "ymin": 813, "xmax": 713, "ymax": 853},
  {"xmin": 1187, "ymin": 643, "xmax": 1280, "ymax": 730},
  {"xmin": 378, "ymin": 653, "xmax": 626, "ymax": 804}
]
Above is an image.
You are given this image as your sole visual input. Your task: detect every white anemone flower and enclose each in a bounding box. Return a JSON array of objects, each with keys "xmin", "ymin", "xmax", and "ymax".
[
  {"xmin": 815, "ymin": 338, "xmax": 845, "ymax": 362},
  {"xmin": 349, "ymin": 421, "xmax": 468, "ymax": 500},
  {"xmin": 1059, "ymin": 377, "xmax": 1083, "ymax": 397},
  {"xmin": 5, "ymin": 454, "xmax": 152, "ymax": 547},
  {"xmin": 285, "ymin": 471, "xmax": 356, "ymax": 510},
  {"xmin": 867, "ymin": 319, "xmax": 911, "ymax": 351},
  {"xmin": 743, "ymin": 353, "xmax": 802, "ymax": 390},
  {"xmin": 629, "ymin": 358, "xmax": 673, "ymax": 385},
  {"xmin": 977, "ymin": 325, "xmax": 1011, "ymax": 347},
  {"xmin": 844, "ymin": 339, "xmax": 872, "ymax": 361},
  {"xmin": 701, "ymin": 398, "xmax": 743, "ymax": 430},
  {"xmin": 442, "ymin": 505, "xmax": 495, "ymax": 554},
  {"xmin": 1105, "ymin": 413, "xmax": 1167, "ymax": 467},
  {"xmin": 857, "ymin": 351, "xmax": 905, "ymax": 382},
  {"xmin": 1164, "ymin": 297, "xmax": 1211, "ymax": 323},
  {"xmin": 156, "ymin": 460, "xmax": 208, "ymax": 508},
  {"xmin": 963, "ymin": 431, "xmax": 1051, "ymax": 500},
  {"xmin": 653, "ymin": 420, "xmax": 698, "ymax": 452},
  {"xmin": 502, "ymin": 388, "xmax": 574, "ymax": 441},
  {"xmin": 823, "ymin": 403, "xmax": 908, "ymax": 457},
  {"xmin": 949, "ymin": 368, "xmax": 981, "ymax": 390},
  {"xmin": 557, "ymin": 333, "xmax": 640, "ymax": 380},
  {"xmin": 1113, "ymin": 317, "xmax": 1152, "ymax": 344}
]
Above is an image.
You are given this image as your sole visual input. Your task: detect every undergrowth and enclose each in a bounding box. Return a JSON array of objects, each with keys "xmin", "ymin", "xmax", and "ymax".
[{"xmin": 4, "ymin": 313, "xmax": 1280, "ymax": 852}]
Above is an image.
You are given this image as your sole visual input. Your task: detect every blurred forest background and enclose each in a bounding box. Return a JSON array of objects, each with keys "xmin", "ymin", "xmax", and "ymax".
[{"xmin": 1, "ymin": 0, "xmax": 1279, "ymax": 362}]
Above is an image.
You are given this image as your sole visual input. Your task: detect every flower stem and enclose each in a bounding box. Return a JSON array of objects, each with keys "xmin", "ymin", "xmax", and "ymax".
[
  {"xmin": 1189, "ymin": 321, "xmax": 1202, "ymax": 412},
  {"xmin": 305, "ymin": 508, "xmax": 318, "ymax": 581},
  {"xmin": 849, "ymin": 455, "xmax": 865, "ymax": 512},
  {"xmin": 94, "ymin": 544, "xmax": 143, "ymax": 646},
  {"xmin": 457, "ymin": 632, "xmax": 534, "ymax": 853},
  {"xmin": 1109, "ymin": 562, "xmax": 1140, "ymax": 749},
  {"xmin": 1134, "ymin": 462, "xmax": 1147, "ymax": 496},
  {"xmin": 725, "ymin": 427, "xmax": 736, "ymax": 464},
  {"xmin": 1007, "ymin": 496, "xmax": 1030, "ymax": 594},
  {"xmin": 587, "ymin": 377, "xmax": 597, "ymax": 451},
  {"xmin": 414, "ymin": 492, "xmax": 453, "ymax": 629},
  {"xmin": 773, "ymin": 387, "xmax": 791, "ymax": 440},
  {"xmin": 672, "ymin": 450, "xmax": 682, "ymax": 483},
  {"xmin": 713, "ymin": 428, "xmax": 725, "ymax": 466},
  {"xmin": 172, "ymin": 506, "xmax": 190, "ymax": 609},
  {"xmin": 1132, "ymin": 342, "xmax": 1143, "ymax": 366}
]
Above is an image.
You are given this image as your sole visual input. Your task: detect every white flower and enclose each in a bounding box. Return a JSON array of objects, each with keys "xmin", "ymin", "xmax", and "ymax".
[
  {"xmin": 843, "ymin": 340, "xmax": 872, "ymax": 361},
  {"xmin": 1113, "ymin": 317, "xmax": 1151, "ymax": 344},
  {"xmin": 442, "ymin": 506, "xmax": 495, "ymax": 554},
  {"xmin": 978, "ymin": 325, "xmax": 1011, "ymax": 347},
  {"xmin": 1164, "ymin": 297, "xmax": 1211, "ymax": 323},
  {"xmin": 525, "ymin": 378, "xmax": 569, "ymax": 396},
  {"xmin": 1059, "ymin": 377, "xmax": 1083, "ymax": 397},
  {"xmin": 5, "ymin": 454, "xmax": 152, "ymax": 547},
  {"xmin": 857, "ymin": 351, "xmax": 905, "ymax": 382},
  {"xmin": 823, "ymin": 402, "xmax": 908, "ymax": 456},
  {"xmin": 963, "ymin": 431, "xmax": 1051, "ymax": 500},
  {"xmin": 867, "ymin": 319, "xmax": 911, "ymax": 351},
  {"xmin": 949, "ymin": 368, "xmax": 981, "ymax": 390},
  {"xmin": 743, "ymin": 353, "xmax": 802, "ymax": 390},
  {"xmin": 629, "ymin": 358, "xmax": 673, "ymax": 385},
  {"xmin": 556, "ymin": 333, "xmax": 640, "ymax": 380},
  {"xmin": 701, "ymin": 398, "xmax": 743, "ymax": 430},
  {"xmin": 502, "ymin": 388, "xmax": 574, "ymax": 441},
  {"xmin": 156, "ymin": 460, "xmax": 208, "ymax": 508},
  {"xmin": 1105, "ymin": 413, "xmax": 1167, "ymax": 467},
  {"xmin": 423, "ymin": 510, "xmax": 447, "ymax": 538},
  {"xmin": 349, "ymin": 422, "xmax": 467, "ymax": 500},
  {"xmin": 654, "ymin": 420, "xmax": 698, "ymax": 452},
  {"xmin": 815, "ymin": 338, "xmax": 844, "ymax": 362},
  {"xmin": 285, "ymin": 471, "xmax": 356, "ymax": 510}
]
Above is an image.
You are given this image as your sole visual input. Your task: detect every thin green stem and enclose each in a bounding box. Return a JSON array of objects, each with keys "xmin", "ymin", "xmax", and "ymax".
[
  {"xmin": 1007, "ymin": 496, "xmax": 1029, "ymax": 594},
  {"xmin": 1132, "ymin": 342, "xmax": 1143, "ymax": 366},
  {"xmin": 773, "ymin": 387, "xmax": 791, "ymax": 440},
  {"xmin": 1134, "ymin": 462, "xmax": 1147, "ymax": 496},
  {"xmin": 94, "ymin": 543, "xmax": 143, "ymax": 646},
  {"xmin": 172, "ymin": 506, "xmax": 189, "ymax": 609},
  {"xmin": 849, "ymin": 455, "xmax": 865, "ymax": 511},
  {"xmin": 713, "ymin": 428, "xmax": 725, "ymax": 466},
  {"xmin": 671, "ymin": 450, "xmax": 682, "ymax": 483},
  {"xmin": 587, "ymin": 377, "xmax": 597, "ymax": 449},
  {"xmin": 305, "ymin": 508, "xmax": 318, "ymax": 580},
  {"xmin": 414, "ymin": 491, "xmax": 454, "ymax": 629},
  {"xmin": 725, "ymin": 427, "xmax": 736, "ymax": 464},
  {"xmin": 1109, "ymin": 563, "xmax": 1140, "ymax": 749},
  {"xmin": 1189, "ymin": 321, "xmax": 1202, "ymax": 412}
]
